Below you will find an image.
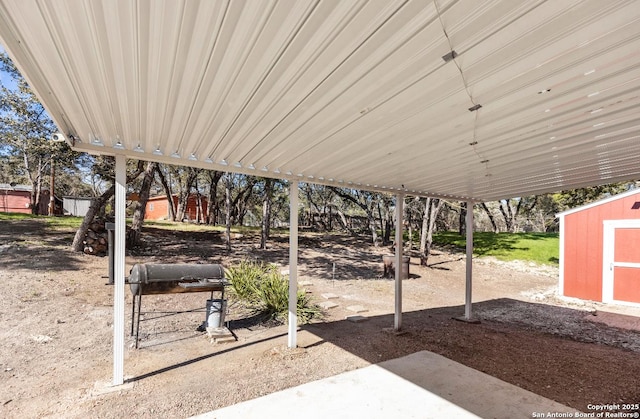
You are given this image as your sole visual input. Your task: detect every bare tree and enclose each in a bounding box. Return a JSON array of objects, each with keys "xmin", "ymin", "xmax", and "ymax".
[
  {"xmin": 419, "ymin": 198, "xmax": 445, "ymax": 266},
  {"xmin": 205, "ymin": 170, "xmax": 223, "ymax": 224},
  {"xmin": 155, "ymin": 165, "xmax": 176, "ymax": 221},
  {"xmin": 127, "ymin": 161, "xmax": 158, "ymax": 246},
  {"xmin": 481, "ymin": 202, "xmax": 499, "ymax": 233},
  {"xmin": 260, "ymin": 178, "xmax": 274, "ymax": 249},
  {"xmin": 224, "ymin": 173, "xmax": 232, "ymax": 254},
  {"xmin": 71, "ymin": 160, "xmax": 145, "ymax": 251},
  {"xmin": 499, "ymin": 197, "xmax": 537, "ymax": 233},
  {"xmin": 459, "ymin": 201, "xmax": 467, "ymax": 236},
  {"xmin": 175, "ymin": 167, "xmax": 199, "ymax": 221},
  {"xmin": 330, "ymin": 187, "xmax": 382, "ymax": 246}
]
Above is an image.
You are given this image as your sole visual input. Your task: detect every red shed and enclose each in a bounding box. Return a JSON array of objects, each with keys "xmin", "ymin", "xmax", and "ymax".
[
  {"xmin": 144, "ymin": 194, "xmax": 208, "ymax": 222},
  {"xmin": 0, "ymin": 184, "xmax": 61, "ymax": 215},
  {"xmin": 558, "ymin": 188, "xmax": 640, "ymax": 306}
]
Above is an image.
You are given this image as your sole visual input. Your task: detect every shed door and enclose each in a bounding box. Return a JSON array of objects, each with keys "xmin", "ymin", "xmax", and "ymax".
[{"xmin": 603, "ymin": 220, "xmax": 640, "ymax": 305}]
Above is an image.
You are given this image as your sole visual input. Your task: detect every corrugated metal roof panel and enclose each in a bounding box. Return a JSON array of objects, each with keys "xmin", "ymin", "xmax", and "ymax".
[{"xmin": 1, "ymin": 0, "xmax": 639, "ymax": 201}]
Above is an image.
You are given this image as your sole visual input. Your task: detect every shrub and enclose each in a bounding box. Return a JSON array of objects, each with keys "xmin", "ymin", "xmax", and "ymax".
[
  {"xmin": 225, "ymin": 260, "xmax": 263, "ymax": 302},
  {"xmin": 226, "ymin": 261, "xmax": 322, "ymax": 324}
]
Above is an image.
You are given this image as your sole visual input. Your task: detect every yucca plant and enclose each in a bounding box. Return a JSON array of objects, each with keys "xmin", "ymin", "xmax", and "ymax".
[
  {"xmin": 255, "ymin": 265, "xmax": 290, "ymax": 321},
  {"xmin": 225, "ymin": 260, "xmax": 264, "ymax": 302},
  {"xmin": 296, "ymin": 290, "xmax": 323, "ymax": 324},
  {"xmin": 226, "ymin": 260, "xmax": 323, "ymax": 324}
]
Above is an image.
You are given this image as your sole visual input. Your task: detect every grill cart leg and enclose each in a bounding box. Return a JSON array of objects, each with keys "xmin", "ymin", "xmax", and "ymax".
[
  {"xmin": 130, "ymin": 291, "xmax": 136, "ymax": 336},
  {"xmin": 134, "ymin": 288, "xmax": 143, "ymax": 349}
]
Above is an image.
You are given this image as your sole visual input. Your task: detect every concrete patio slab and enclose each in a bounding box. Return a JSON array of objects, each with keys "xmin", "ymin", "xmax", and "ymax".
[{"xmin": 192, "ymin": 350, "xmax": 576, "ymax": 419}]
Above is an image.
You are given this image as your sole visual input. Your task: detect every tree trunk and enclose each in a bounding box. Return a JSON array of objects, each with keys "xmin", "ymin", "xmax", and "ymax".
[
  {"xmin": 380, "ymin": 200, "xmax": 392, "ymax": 246},
  {"xmin": 330, "ymin": 187, "xmax": 379, "ymax": 245},
  {"xmin": 419, "ymin": 198, "xmax": 430, "ymax": 265},
  {"xmin": 194, "ymin": 178, "xmax": 203, "ymax": 223},
  {"xmin": 175, "ymin": 169, "xmax": 198, "ymax": 222},
  {"xmin": 224, "ymin": 173, "xmax": 232, "ymax": 254},
  {"xmin": 420, "ymin": 198, "xmax": 444, "ymax": 266},
  {"xmin": 425, "ymin": 199, "xmax": 444, "ymax": 264},
  {"xmin": 23, "ymin": 150, "xmax": 36, "ymax": 214},
  {"xmin": 260, "ymin": 178, "xmax": 273, "ymax": 249},
  {"xmin": 33, "ymin": 158, "xmax": 43, "ymax": 214},
  {"xmin": 127, "ymin": 161, "xmax": 157, "ymax": 246},
  {"xmin": 48, "ymin": 156, "xmax": 55, "ymax": 216},
  {"xmin": 336, "ymin": 209, "xmax": 350, "ymax": 232},
  {"xmin": 368, "ymin": 213, "xmax": 379, "ymax": 246},
  {"xmin": 481, "ymin": 202, "xmax": 499, "ymax": 233},
  {"xmin": 196, "ymin": 193, "xmax": 203, "ymax": 223},
  {"xmin": 206, "ymin": 170, "xmax": 223, "ymax": 224},
  {"xmin": 72, "ymin": 185, "xmax": 115, "ymax": 251},
  {"xmin": 499, "ymin": 200, "xmax": 515, "ymax": 233},
  {"xmin": 459, "ymin": 201, "xmax": 467, "ymax": 236},
  {"xmin": 71, "ymin": 160, "xmax": 145, "ymax": 252},
  {"xmin": 237, "ymin": 182, "xmax": 255, "ymax": 226},
  {"xmin": 155, "ymin": 166, "xmax": 176, "ymax": 221},
  {"xmin": 230, "ymin": 177, "xmax": 257, "ymax": 226}
]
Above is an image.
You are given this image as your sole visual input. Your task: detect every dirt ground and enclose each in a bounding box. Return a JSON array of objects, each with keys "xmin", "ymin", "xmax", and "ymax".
[{"xmin": 1, "ymin": 218, "xmax": 640, "ymax": 418}]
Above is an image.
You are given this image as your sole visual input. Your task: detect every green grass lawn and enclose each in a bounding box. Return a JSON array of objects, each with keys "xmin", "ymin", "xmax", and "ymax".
[
  {"xmin": 0, "ymin": 212, "xmax": 83, "ymax": 230},
  {"xmin": 0, "ymin": 213, "xmax": 263, "ymax": 235},
  {"xmin": 433, "ymin": 231, "xmax": 559, "ymax": 266}
]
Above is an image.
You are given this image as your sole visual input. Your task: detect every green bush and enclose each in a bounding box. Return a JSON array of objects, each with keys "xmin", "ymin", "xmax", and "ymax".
[{"xmin": 226, "ymin": 261, "xmax": 322, "ymax": 324}]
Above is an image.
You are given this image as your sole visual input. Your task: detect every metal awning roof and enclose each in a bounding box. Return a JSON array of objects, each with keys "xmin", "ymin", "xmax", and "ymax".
[{"xmin": 1, "ymin": 0, "xmax": 639, "ymax": 201}]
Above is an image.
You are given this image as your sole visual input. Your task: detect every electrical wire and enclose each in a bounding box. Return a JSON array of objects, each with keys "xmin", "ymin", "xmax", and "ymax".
[{"xmin": 433, "ymin": 0, "xmax": 491, "ymax": 177}]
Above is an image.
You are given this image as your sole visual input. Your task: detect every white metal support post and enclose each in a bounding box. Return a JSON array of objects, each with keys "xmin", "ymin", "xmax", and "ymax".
[
  {"xmin": 464, "ymin": 201, "xmax": 474, "ymax": 320},
  {"xmin": 288, "ymin": 181, "xmax": 299, "ymax": 348},
  {"xmin": 394, "ymin": 193, "xmax": 404, "ymax": 331},
  {"xmin": 113, "ymin": 154, "xmax": 126, "ymax": 385}
]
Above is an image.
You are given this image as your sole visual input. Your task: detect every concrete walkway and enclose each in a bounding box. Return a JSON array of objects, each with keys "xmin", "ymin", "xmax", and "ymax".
[{"xmin": 193, "ymin": 351, "xmax": 577, "ymax": 419}]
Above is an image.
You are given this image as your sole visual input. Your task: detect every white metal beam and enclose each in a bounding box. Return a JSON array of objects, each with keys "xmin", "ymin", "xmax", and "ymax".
[
  {"xmin": 394, "ymin": 193, "xmax": 404, "ymax": 331},
  {"xmin": 558, "ymin": 214, "xmax": 566, "ymax": 297},
  {"xmin": 288, "ymin": 181, "xmax": 299, "ymax": 348},
  {"xmin": 113, "ymin": 154, "xmax": 126, "ymax": 385},
  {"xmin": 464, "ymin": 201, "xmax": 474, "ymax": 320},
  {"xmin": 2, "ymin": 1, "xmax": 640, "ymax": 203}
]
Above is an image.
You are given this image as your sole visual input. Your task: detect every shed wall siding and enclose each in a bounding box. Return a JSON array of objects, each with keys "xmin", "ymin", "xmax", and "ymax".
[
  {"xmin": 1, "ymin": 192, "xmax": 31, "ymax": 213},
  {"xmin": 63, "ymin": 198, "xmax": 92, "ymax": 216},
  {"xmin": 145, "ymin": 195, "xmax": 209, "ymax": 222},
  {"xmin": 0, "ymin": 190, "xmax": 51, "ymax": 214},
  {"xmin": 562, "ymin": 191, "xmax": 640, "ymax": 302},
  {"xmin": 144, "ymin": 197, "xmax": 170, "ymax": 220}
]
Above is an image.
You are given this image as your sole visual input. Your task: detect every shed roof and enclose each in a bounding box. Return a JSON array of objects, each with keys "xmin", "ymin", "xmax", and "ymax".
[
  {"xmin": 0, "ymin": 184, "xmax": 27, "ymax": 191},
  {"xmin": 1, "ymin": 1, "xmax": 639, "ymax": 201},
  {"xmin": 557, "ymin": 187, "xmax": 640, "ymax": 217},
  {"xmin": 0, "ymin": 184, "xmax": 42, "ymax": 192}
]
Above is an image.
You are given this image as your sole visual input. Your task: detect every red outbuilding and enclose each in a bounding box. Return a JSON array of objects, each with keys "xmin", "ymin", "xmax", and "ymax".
[
  {"xmin": 557, "ymin": 188, "xmax": 640, "ymax": 306},
  {"xmin": 144, "ymin": 194, "xmax": 208, "ymax": 222},
  {"xmin": 0, "ymin": 184, "xmax": 61, "ymax": 215}
]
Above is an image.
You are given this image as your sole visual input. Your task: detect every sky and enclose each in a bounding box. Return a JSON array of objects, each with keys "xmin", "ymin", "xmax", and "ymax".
[{"xmin": 0, "ymin": 43, "xmax": 19, "ymax": 90}]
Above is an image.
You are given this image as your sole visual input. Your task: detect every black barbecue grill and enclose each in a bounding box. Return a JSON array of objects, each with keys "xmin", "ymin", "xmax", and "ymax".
[{"xmin": 128, "ymin": 263, "xmax": 228, "ymax": 348}]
